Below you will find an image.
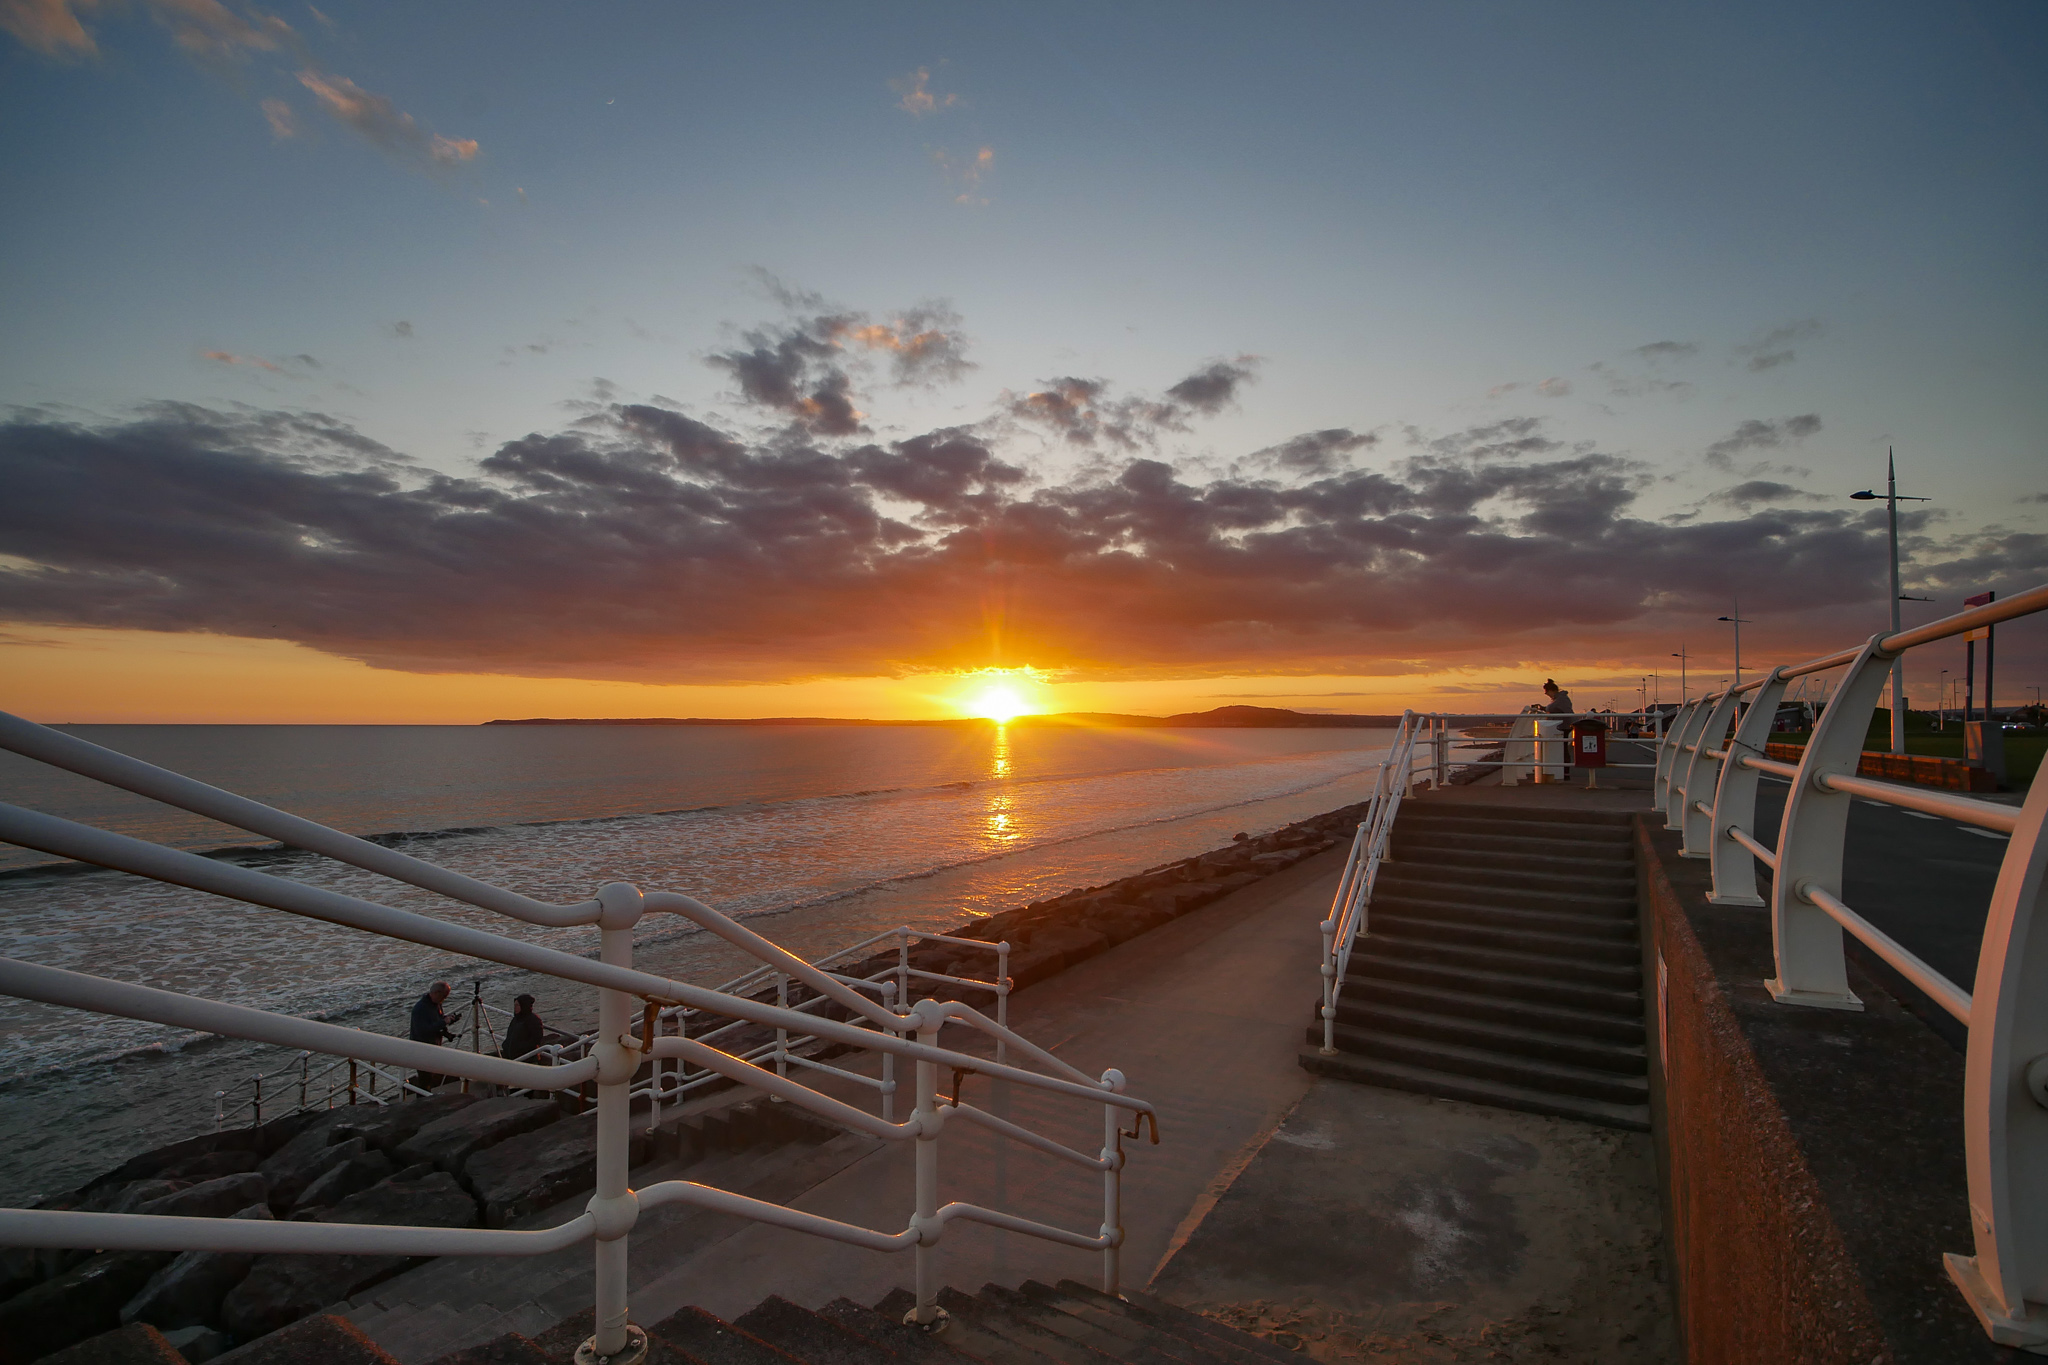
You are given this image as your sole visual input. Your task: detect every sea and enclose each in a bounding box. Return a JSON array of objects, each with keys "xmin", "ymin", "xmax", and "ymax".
[{"xmin": 0, "ymin": 722, "xmax": 1393, "ymax": 1206}]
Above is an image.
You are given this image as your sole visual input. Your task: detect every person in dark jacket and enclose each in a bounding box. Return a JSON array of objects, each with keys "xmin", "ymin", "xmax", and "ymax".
[
  {"xmin": 501, "ymin": 994, "xmax": 546, "ymax": 1061},
  {"xmin": 409, "ymin": 981, "xmax": 458, "ymax": 1089}
]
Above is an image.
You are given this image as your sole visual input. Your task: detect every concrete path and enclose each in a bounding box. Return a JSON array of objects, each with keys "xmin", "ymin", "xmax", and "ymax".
[
  {"xmin": 628, "ymin": 847, "xmax": 1344, "ymax": 1322},
  {"xmin": 1151, "ymin": 1077, "xmax": 1675, "ymax": 1364}
]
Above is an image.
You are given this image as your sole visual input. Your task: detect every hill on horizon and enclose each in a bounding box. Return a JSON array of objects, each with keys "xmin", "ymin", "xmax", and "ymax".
[{"xmin": 482, "ymin": 704, "xmax": 1402, "ymax": 729}]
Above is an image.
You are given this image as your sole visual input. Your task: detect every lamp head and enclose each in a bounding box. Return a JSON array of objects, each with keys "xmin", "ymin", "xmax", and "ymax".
[{"xmin": 1850, "ymin": 490, "xmax": 1878, "ymax": 501}]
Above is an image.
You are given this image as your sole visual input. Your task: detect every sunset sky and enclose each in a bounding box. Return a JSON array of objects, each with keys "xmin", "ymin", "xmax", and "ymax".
[{"xmin": 3, "ymin": 2, "xmax": 2044, "ymax": 723}]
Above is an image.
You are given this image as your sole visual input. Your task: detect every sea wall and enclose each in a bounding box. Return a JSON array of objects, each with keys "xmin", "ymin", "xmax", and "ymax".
[{"xmin": 1637, "ymin": 815, "xmax": 2006, "ymax": 1364}]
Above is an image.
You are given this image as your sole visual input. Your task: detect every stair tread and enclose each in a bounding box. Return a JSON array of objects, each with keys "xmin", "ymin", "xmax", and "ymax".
[
  {"xmin": 1315, "ymin": 1023, "xmax": 1648, "ymax": 1102},
  {"xmin": 1338, "ymin": 977, "xmax": 1644, "ymax": 1039},
  {"xmin": 1328, "ymin": 1001, "xmax": 1647, "ymax": 1071},
  {"xmin": 737, "ymin": 1294, "xmax": 904, "ymax": 1365},
  {"xmin": 651, "ymin": 1304, "xmax": 803, "ymax": 1365},
  {"xmin": 820, "ymin": 1297, "xmax": 979, "ymax": 1364},
  {"xmin": 1370, "ymin": 913, "xmax": 1639, "ymax": 961},
  {"xmin": 1001, "ymin": 1284, "xmax": 1231, "ymax": 1365},
  {"xmin": 877, "ymin": 1288, "xmax": 1059, "ymax": 1365},
  {"xmin": 938, "ymin": 1288, "xmax": 1119, "ymax": 1365},
  {"xmin": 1351, "ymin": 957, "xmax": 1642, "ymax": 1012},
  {"xmin": 1300, "ymin": 1049, "xmax": 1651, "ymax": 1133},
  {"xmin": 1361, "ymin": 936, "xmax": 1641, "ymax": 986},
  {"xmin": 1370, "ymin": 899, "xmax": 1639, "ymax": 939},
  {"xmin": 1051, "ymin": 1283, "xmax": 1303, "ymax": 1365},
  {"xmin": 977, "ymin": 1285, "xmax": 1213, "ymax": 1365}
]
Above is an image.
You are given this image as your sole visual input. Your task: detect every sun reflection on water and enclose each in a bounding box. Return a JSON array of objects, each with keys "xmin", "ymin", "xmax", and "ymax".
[{"xmin": 984, "ymin": 723, "xmax": 1018, "ymax": 842}]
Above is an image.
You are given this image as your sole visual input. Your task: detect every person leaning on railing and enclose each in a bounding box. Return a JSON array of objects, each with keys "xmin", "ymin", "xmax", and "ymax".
[{"xmin": 408, "ymin": 979, "xmax": 461, "ymax": 1090}]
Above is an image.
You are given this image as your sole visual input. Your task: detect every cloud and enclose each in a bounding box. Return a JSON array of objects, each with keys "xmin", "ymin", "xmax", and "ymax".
[
  {"xmin": 297, "ymin": 69, "xmax": 477, "ymax": 169},
  {"xmin": 1588, "ymin": 361, "xmax": 1691, "ymax": 398},
  {"xmin": 260, "ymin": 97, "xmax": 297, "ymax": 139},
  {"xmin": 1247, "ymin": 429, "xmax": 1375, "ymax": 479},
  {"xmin": 1706, "ymin": 480, "xmax": 1828, "ymax": 511},
  {"xmin": 203, "ymin": 350, "xmax": 279, "ymax": 372},
  {"xmin": 1737, "ymin": 319, "xmax": 1823, "ymax": 373},
  {"xmin": 1703, "ymin": 414, "xmax": 1822, "ymax": 469},
  {"xmin": 1, "ymin": 0, "xmax": 97, "ymax": 56},
  {"xmin": 845, "ymin": 304, "xmax": 975, "ymax": 387},
  {"xmin": 1535, "ymin": 378, "xmax": 1571, "ymax": 397},
  {"xmin": 707, "ymin": 293, "xmax": 977, "ymax": 434},
  {"xmin": 1007, "ymin": 359, "xmax": 1256, "ymax": 451},
  {"xmin": 1631, "ymin": 341, "xmax": 1697, "ymax": 363},
  {"xmin": 932, "ymin": 145, "xmax": 993, "ymax": 204},
  {"xmin": 5, "ymin": 379, "xmax": 1978, "ymax": 688},
  {"xmin": 388, "ymin": 321, "xmax": 414, "ymax": 339},
  {"xmin": 890, "ymin": 66, "xmax": 957, "ymax": 116},
  {"xmin": 202, "ymin": 350, "xmax": 317, "ymax": 377}
]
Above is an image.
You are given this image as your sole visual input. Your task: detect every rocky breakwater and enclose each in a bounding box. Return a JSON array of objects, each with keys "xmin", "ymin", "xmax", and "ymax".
[{"xmin": 0, "ymin": 1092, "xmax": 611, "ymax": 1364}]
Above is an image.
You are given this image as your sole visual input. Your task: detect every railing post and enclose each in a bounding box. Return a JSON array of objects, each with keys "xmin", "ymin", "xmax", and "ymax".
[
  {"xmin": 906, "ymin": 1001, "xmax": 946, "ymax": 1329},
  {"xmin": 1768, "ymin": 634, "xmax": 1892, "ymax": 1011},
  {"xmin": 1946, "ymin": 772, "xmax": 2048, "ymax": 1348},
  {"xmin": 1100, "ymin": 1068, "xmax": 1126, "ymax": 1296},
  {"xmin": 995, "ymin": 942, "xmax": 1010, "ymax": 1068},
  {"xmin": 774, "ymin": 972, "xmax": 789, "ymax": 1090},
  {"xmin": 251, "ymin": 1073, "xmax": 261, "ymax": 1128},
  {"xmin": 299, "ymin": 1052, "xmax": 309, "ymax": 1112},
  {"xmin": 1679, "ymin": 691, "xmax": 1743, "ymax": 859},
  {"xmin": 585, "ymin": 882, "xmax": 649, "ymax": 1365},
  {"xmin": 348, "ymin": 1058, "xmax": 359, "ymax": 1105},
  {"xmin": 1662, "ymin": 701, "xmax": 1709, "ymax": 831},
  {"xmin": 1707, "ymin": 667, "xmax": 1789, "ymax": 907},
  {"xmin": 880, "ymin": 980, "xmax": 898, "ymax": 1123},
  {"xmin": 1653, "ymin": 701, "xmax": 1690, "ymax": 814}
]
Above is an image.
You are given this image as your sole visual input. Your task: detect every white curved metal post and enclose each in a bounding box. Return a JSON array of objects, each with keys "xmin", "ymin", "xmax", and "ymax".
[
  {"xmin": 1661, "ymin": 701, "xmax": 1706, "ymax": 829},
  {"xmin": 1652, "ymin": 700, "xmax": 1691, "ymax": 813},
  {"xmin": 589, "ymin": 892, "xmax": 643, "ymax": 1362},
  {"xmin": 909, "ymin": 1004, "xmax": 943, "ymax": 1328},
  {"xmin": 1767, "ymin": 635, "xmax": 1891, "ymax": 1011},
  {"xmin": 1945, "ymin": 770, "xmax": 2048, "ymax": 1349},
  {"xmin": 1678, "ymin": 690, "xmax": 1743, "ymax": 859},
  {"xmin": 1708, "ymin": 668, "xmax": 1789, "ymax": 908}
]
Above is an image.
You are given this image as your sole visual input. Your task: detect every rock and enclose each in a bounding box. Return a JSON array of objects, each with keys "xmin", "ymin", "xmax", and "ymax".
[
  {"xmin": 0, "ymin": 1249, "xmax": 172, "ymax": 1364},
  {"xmin": 326, "ymin": 1092, "xmax": 479, "ymax": 1155},
  {"xmin": 255, "ymin": 1120, "xmax": 355, "ymax": 1211},
  {"xmin": 158, "ymin": 1150, "xmax": 261, "ymax": 1184},
  {"xmin": 1247, "ymin": 849, "xmax": 1303, "ymax": 874},
  {"xmin": 464, "ymin": 1119, "xmax": 599, "ymax": 1228},
  {"xmin": 1138, "ymin": 883, "xmax": 1217, "ymax": 916},
  {"xmin": 290, "ymin": 1148, "xmax": 393, "ymax": 1215},
  {"xmin": 1082, "ymin": 902, "xmax": 1175, "ymax": 946},
  {"xmin": 27, "ymin": 1321, "xmax": 184, "ymax": 1365},
  {"xmin": 77, "ymin": 1131, "xmax": 259, "ymax": 1202},
  {"xmin": 207, "ymin": 1312, "xmax": 397, "ymax": 1364},
  {"xmin": 393, "ymin": 1097, "xmax": 558, "ymax": 1174},
  {"xmin": 107, "ymin": 1180, "xmax": 189, "ymax": 1215},
  {"xmin": 135, "ymin": 1173, "xmax": 269, "ymax": 1221},
  {"xmin": 121, "ymin": 1203, "xmax": 273, "ymax": 1331},
  {"xmin": 159, "ymin": 1325, "xmax": 235, "ymax": 1363},
  {"xmin": 219, "ymin": 1172, "xmax": 475, "ymax": 1341}
]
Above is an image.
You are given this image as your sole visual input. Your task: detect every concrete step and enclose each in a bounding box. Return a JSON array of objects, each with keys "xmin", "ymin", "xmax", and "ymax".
[
  {"xmin": 650, "ymin": 1304, "xmax": 803, "ymax": 1365},
  {"xmin": 1011, "ymin": 1282, "xmax": 1243, "ymax": 1365},
  {"xmin": 1369, "ymin": 894, "xmax": 1639, "ymax": 941},
  {"xmin": 735, "ymin": 1295, "xmax": 903, "ymax": 1365},
  {"xmin": 1377, "ymin": 859, "xmax": 1635, "ymax": 897},
  {"xmin": 1310, "ymin": 1020, "xmax": 1647, "ymax": 1104},
  {"xmin": 818, "ymin": 1295, "xmax": 982, "ymax": 1363},
  {"xmin": 1325, "ymin": 999, "xmax": 1647, "ymax": 1075},
  {"xmin": 1349, "ymin": 955, "xmax": 1641, "ymax": 1016},
  {"xmin": 1389, "ymin": 841, "xmax": 1634, "ymax": 877},
  {"xmin": 1369, "ymin": 912, "xmax": 1640, "ymax": 966},
  {"xmin": 876, "ymin": 1287, "xmax": 1057, "ymax": 1365},
  {"xmin": 1400, "ymin": 804, "xmax": 1635, "ymax": 829},
  {"xmin": 1394, "ymin": 833, "xmax": 1633, "ymax": 867},
  {"xmin": 1379, "ymin": 865, "xmax": 1635, "ymax": 905},
  {"xmin": 936, "ymin": 1286, "xmax": 1120, "ymax": 1365},
  {"xmin": 1048, "ymin": 1282, "xmax": 1303, "ymax": 1365},
  {"xmin": 985, "ymin": 1284, "xmax": 1224, "ymax": 1365},
  {"xmin": 1299, "ymin": 1048, "xmax": 1650, "ymax": 1133},
  {"xmin": 1336, "ymin": 975, "xmax": 1644, "ymax": 1043},
  {"xmin": 1397, "ymin": 814, "xmax": 1632, "ymax": 845},
  {"xmin": 1360, "ymin": 934, "xmax": 1643, "ymax": 991}
]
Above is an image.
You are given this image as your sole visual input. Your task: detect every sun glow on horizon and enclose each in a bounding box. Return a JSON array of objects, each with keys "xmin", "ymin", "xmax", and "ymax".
[{"xmin": 948, "ymin": 669, "xmax": 1045, "ymax": 723}]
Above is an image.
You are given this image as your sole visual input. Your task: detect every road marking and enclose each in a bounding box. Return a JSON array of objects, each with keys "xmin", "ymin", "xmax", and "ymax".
[
  {"xmin": 1961, "ymin": 828, "xmax": 2010, "ymax": 841},
  {"xmin": 1901, "ymin": 811, "xmax": 1938, "ymax": 820}
]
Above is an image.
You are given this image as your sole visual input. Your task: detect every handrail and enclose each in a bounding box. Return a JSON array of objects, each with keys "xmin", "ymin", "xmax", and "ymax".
[
  {"xmin": 1317, "ymin": 712, "xmax": 1418, "ymax": 1052},
  {"xmin": 1643, "ymin": 579, "xmax": 2048, "ymax": 1350},
  {"xmin": 0, "ymin": 712, "xmax": 1155, "ymax": 1353}
]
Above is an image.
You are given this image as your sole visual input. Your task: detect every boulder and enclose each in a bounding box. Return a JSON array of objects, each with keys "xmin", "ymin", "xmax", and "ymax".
[
  {"xmin": 207, "ymin": 1312, "xmax": 397, "ymax": 1364},
  {"xmin": 326, "ymin": 1092, "xmax": 478, "ymax": 1154},
  {"xmin": 120, "ymin": 1203, "xmax": 273, "ymax": 1331},
  {"xmin": 219, "ymin": 1172, "xmax": 475, "ymax": 1341},
  {"xmin": 159, "ymin": 1326, "xmax": 235, "ymax": 1363},
  {"xmin": 464, "ymin": 1120, "xmax": 599, "ymax": 1228},
  {"xmin": 134, "ymin": 1172, "xmax": 269, "ymax": 1221},
  {"xmin": 0, "ymin": 1249, "xmax": 172, "ymax": 1364},
  {"xmin": 158, "ymin": 1150, "xmax": 261, "ymax": 1184},
  {"xmin": 105, "ymin": 1180, "xmax": 188, "ymax": 1215},
  {"xmin": 1081, "ymin": 902, "xmax": 1175, "ymax": 946},
  {"xmin": 77, "ymin": 1130, "xmax": 259, "ymax": 1201},
  {"xmin": 394, "ymin": 1097, "xmax": 558, "ymax": 1175},
  {"xmin": 255, "ymin": 1119, "xmax": 356, "ymax": 1211},
  {"xmin": 27, "ymin": 1322, "xmax": 184, "ymax": 1365},
  {"xmin": 290, "ymin": 1149, "xmax": 393, "ymax": 1215}
]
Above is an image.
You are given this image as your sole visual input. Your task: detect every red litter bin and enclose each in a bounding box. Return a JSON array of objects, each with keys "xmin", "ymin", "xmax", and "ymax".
[{"xmin": 1570, "ymin": 717, "xmax": 1609, "ymax": 787}]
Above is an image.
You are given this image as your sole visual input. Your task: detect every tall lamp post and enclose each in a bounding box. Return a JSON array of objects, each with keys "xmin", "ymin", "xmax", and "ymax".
[
  {"xmin": 1670, "ymin": 647, "xmax": 1689, "ymax": 703},
  {"xmin": 1851, "ymin": 449, "xmax": 1931, "ymax": 754},
  {"xmin": 1717, "ymin": 601, "xmax": 1751, "ymax": 690},
  {"xmin": 1939, "ymin": 668, "xmax": 1950, "ymax": 730}
]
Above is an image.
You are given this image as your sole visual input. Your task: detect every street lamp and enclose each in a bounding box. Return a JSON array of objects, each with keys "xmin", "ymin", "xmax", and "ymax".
[
  {"xmin": 1851, "ymin": 449, "xmax": 1931, "ymax": 753},
  {"xmin": 1717, "ymin": 601, "xmax": 1751, "ymax": 689},
  {"xmin": 1939, "ymin": 668, "xmax": 1950, "ymax": 730},
  {"xmin": 1670, "ymin": 647, "xmax": 1689, "ymax": 702}
]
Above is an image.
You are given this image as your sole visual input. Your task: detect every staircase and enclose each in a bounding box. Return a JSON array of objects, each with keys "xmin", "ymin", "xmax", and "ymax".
[
  {"xmin": 341, "ymin": 1101, "xmax": 882, "ymax": 1363},
  {"xmin": 1299, "ymin": 800, "xmax": 1649, "ymax": 1132},
  {"xmin": 398, "ymin": 1279, "xmax": 1306, "ymax": 1365}
]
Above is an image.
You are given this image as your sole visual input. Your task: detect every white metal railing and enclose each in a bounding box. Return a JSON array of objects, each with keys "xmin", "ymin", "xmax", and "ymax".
[
  {"xmin": 0, "ymin": 712, "xmax": 1157, "ymax": 1358},
  {"xmin": 1648, "ymin": 583, "xmax": 2048, "ymax": 1350},
  {"xmin": 1317, "ymin": 712, "xmax": 1421, "ymax": 1052}
]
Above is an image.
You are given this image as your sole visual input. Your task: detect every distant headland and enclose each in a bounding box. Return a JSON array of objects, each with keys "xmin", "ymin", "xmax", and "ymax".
[{"xmin": 483, "ymin": 704, "xmax": 1401, "ymax": 729}]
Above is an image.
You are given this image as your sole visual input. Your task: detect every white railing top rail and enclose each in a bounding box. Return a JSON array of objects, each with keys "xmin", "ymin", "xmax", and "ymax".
[{"xmin": 1316, "ymin": 711, "xmax": 1422, "ymax": 1053}]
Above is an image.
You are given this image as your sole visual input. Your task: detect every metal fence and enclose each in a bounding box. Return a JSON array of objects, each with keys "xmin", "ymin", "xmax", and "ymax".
[
  {"xmin": 0, "ymin": 712, "xmax": 1156, "ymax": 1360},
  {"xmin": 1651, "ymin": 584, "xmax": 2048, "ymax": 1351}
]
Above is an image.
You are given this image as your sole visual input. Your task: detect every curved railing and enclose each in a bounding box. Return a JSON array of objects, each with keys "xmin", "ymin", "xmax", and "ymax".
[
  {"xmin": 1316, "ymin": 711, "xmax": 1420, "ymax": 1052},
  {"xmin": 1649, "ymin": 584, "xmax": 2048, "ymax": 1351},
  {"xmin": 0, "ymin": 712, "xmax": 1158, "ymax": 1358}
]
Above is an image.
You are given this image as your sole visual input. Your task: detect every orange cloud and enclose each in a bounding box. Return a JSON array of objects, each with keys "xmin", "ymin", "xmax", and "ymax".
[
  {"xmin": 0, "ymin": 0, "xmax": 99, "ymax": 56},
  {"xmin": 260, "ymin": 97, "xmax": 296, "ymax": 139},
  {"xmin": 298, "ymin": 69, "xmax": 478, "ymax": 171},
  {"xmin": 203, "ymin": 349, "xmax": 280, "ymax": 372},
  {"xmin": 891, "ymin": 66, "xmax": 957, "ymax": 116}
]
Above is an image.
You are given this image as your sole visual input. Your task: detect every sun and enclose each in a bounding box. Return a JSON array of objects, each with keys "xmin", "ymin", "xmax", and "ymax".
[{"xmin": 969, "ymin": 682, "xmax": 1031, "ymax": 724}]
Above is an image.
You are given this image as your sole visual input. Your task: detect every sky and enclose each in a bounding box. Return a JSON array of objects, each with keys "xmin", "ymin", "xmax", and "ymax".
[{"xmin": 2, "ymin": 1, "xmax": 2044, "ymax": 723}]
